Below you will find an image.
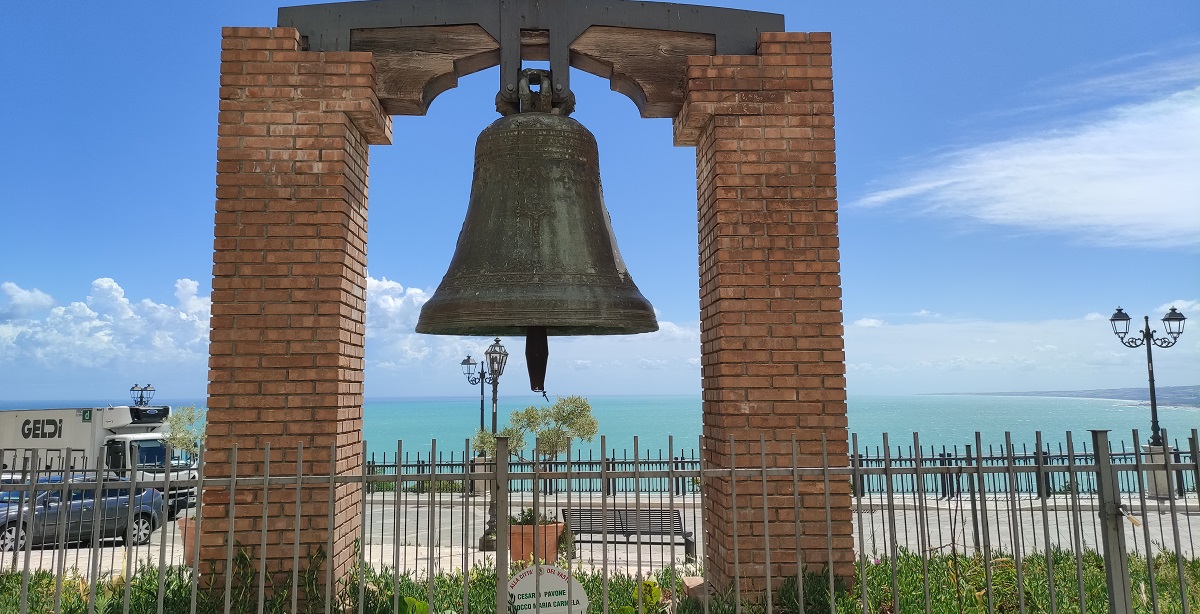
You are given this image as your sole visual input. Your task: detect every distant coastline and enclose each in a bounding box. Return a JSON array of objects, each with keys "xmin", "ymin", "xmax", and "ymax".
[{"xmin": 932, "ymin": 385, "xmax": 1200, "ymax": 409}]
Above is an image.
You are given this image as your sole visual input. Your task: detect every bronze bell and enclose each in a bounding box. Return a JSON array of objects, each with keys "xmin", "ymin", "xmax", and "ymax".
[{"xmin": 416, "ymin": 72, "xmax": 657, "ymax": 392}]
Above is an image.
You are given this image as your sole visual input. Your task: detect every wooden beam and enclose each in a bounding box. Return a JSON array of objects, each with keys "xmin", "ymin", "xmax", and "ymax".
[
  {"xmin": 353, "ymin": 25, "xmax": 716, "ymax": 118},
  {"xmin": 352, "ymin": 25, "xmax": 498, "ymax": 116},
  {"xmin": 571, "ymin": 26, "xmax": 714, "ymax": 119}
]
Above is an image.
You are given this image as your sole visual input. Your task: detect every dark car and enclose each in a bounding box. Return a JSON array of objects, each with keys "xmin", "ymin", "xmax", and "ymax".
[{"xmin": 0, "ymin": 473, "xmax": 165, "ymax": 551}]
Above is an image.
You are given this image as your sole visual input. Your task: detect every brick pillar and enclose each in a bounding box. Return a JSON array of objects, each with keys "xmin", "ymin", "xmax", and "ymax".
[
  {"xmin": 674, "ymin": 32, "xmax": 852, "ymax": 590},
  {"xmin": 205, "ymin": 27, "xmax": 392, "ymax": 584}
]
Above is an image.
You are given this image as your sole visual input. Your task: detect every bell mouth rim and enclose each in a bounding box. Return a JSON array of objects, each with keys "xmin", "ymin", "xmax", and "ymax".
[
  {"xmin": 417, "ymin": 301, "xmax": 659, "ymax": 336},
  {"xmin": 414, "ymin": 326, "xmax": 660, "ymax": 336}
]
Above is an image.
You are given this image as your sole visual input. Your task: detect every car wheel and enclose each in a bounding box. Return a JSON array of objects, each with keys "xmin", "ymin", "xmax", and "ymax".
[
  {"xmin": 0, "ymin": 524, "xmax": 26, "ymax": 552},
  {"xmin": 125, "ymin": 514, "xmax": 155, "ymax": 546}
]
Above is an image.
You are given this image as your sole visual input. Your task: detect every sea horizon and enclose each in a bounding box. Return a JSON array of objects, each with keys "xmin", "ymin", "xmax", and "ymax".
[
  {"xmin": 4, "ymin": 384, "xmax": 1198, "ymax": 407},
  {"xmin": 4, "ymin": 391, "xmax": 1197, "ymax": 457}
]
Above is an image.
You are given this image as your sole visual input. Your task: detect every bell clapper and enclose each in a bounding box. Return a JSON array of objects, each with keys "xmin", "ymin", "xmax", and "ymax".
[{"xmin": 526, "ymin": 326, "xmax": 550, "ymax": 394}]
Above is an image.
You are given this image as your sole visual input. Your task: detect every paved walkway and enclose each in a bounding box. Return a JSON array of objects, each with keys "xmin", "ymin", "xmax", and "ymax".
[{"xmin": 4, "ymin": 492, "xmax": 1197, "ymax": 579}]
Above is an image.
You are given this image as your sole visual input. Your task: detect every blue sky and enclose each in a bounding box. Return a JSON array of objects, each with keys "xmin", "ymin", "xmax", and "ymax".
[{"xmin": 0, "ymin": 1, "xmax": 1197, "ymax": 403}]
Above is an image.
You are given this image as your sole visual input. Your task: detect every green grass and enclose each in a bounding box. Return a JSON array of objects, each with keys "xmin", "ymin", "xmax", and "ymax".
[{"xmin": 1, "ymin": 547, "xmax": 1195, "ymax": 613}]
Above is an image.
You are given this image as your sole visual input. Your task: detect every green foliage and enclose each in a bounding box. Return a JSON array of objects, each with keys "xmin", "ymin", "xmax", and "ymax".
[
  {"xmin": 778, "ymin": 569, "xmax": 848, "ymax": 613},
  {"xmin": 4, "ymin": 546, "xmax": 1198, "ymax": 614},
  {"xmin": 670, "ymin": 548, "xmax": 1200, "ymax": 614},
  {"xmin": 473, "ymin": 395, "xmax": 598, "ymax": 458},
  {"xmin": 164, "ymin": 404, "xmax": 206, "ymax": 456},
  {"xmin": 509, "ymin": 507, "xmax": 555, "ymax": 525},
  {"xmin": 404, "ymin": 479, "xmax": 464, "ymax": 494},
  {"xmin": 558, "ymin": 526, "xmax": 576, "ymax": 558}
]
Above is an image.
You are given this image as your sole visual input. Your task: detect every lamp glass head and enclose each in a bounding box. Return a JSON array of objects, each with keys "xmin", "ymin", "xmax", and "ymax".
[
  {"xmin": 485, "ymin": 338, "xmax": 509, "ymax": 378},
  {"xmin": 461, "ymin": 355, "xmax": 477, "ymax": 379},
  {"xmin": 1162, "ymin": 307, "xmax": 1186, "ymax": 339},
  {"xmin": 1110, "ymin": 307, "xmax": 1131, "ymax": 339}
]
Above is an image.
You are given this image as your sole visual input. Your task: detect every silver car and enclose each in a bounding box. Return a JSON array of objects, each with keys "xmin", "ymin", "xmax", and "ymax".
[{"xmin": 0, "ymin": 474, "xmax": 165, "ymax": 550}]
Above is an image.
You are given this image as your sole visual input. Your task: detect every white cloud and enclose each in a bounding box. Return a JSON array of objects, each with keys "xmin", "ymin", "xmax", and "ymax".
[
  {"xmin": 174, "ymin": 279, "xmax": 210, "ymax": 316},
  {"xmin": 650, "ymin": 320, "xmax": 699, "ymax": 342},
  {"xmin": 364, "ymin": 275, "xmax": 439, "ymax": 365},
  {"xmin": 0, "ymin": 274, "xmax": 704, "ymax": 398},
  {"xmin": 0, "ymin": 282, "xmax": 54, "ymax": 319},
  {"xmin": 845, "ymin": 306, "xmax": 1200, "ymax": 394},
  {"xmin": 13, "ymin": 276, "xmax": 1188, "ymax": 399},
  {"xmin": 0, "ymin": 278, "xmax": 266, "ymax": 397},
  {"xmin": 1042, "ymin": 46, "xmax": 1200, "ymax": 106},
  {"xmin": 1157, "ymin": 299, "xmax": 1199, "ymax": 314},
  {"xmin": 857, "ymin": 82, "xmax": 1200, "ymax": 248}
]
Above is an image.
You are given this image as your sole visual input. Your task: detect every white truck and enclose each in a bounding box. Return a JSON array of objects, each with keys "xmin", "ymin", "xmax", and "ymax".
[{"xmin": 0, "ymin": 405, "xmax": 197, "ymax": 514}]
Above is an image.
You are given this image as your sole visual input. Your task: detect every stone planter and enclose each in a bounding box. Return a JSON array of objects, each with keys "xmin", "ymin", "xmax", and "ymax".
[{"xmin": 1143, "ymin": 445, "xmax": 1178, "ymax": 499}]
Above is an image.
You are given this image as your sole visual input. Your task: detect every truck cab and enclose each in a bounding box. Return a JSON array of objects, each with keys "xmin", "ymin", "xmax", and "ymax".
[{"xmin": 102, "ymin": 433, "xmax": 198, "ymax": 514}]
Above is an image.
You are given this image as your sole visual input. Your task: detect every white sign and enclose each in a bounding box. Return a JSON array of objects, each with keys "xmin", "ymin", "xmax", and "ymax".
[{"xmin": 507, "ymin": 565, "xmax": 590, "ymax": 614}]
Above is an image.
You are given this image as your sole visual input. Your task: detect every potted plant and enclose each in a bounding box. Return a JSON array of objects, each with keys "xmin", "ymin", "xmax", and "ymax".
[
  {"xmin": 474, "ymin": 396, "xmax": 597, "ymax": 560},
  {"xmin": 507, "ymin": 507, "xmax": 564, "ymax": 563}
]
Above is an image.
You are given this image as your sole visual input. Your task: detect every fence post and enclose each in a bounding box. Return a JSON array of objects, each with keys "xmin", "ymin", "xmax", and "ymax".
[
  {"xmin": 469, "ymin": 453, "xmax": 477, "ymax": 496},
  {"xmin": 495, "ymin": 436, "xmax": 511, "ymax": 614},
  {"xmin": 853, "ymin": 453, "xmax": 865, "ymax": 498},
  {"xmin": 1173, "ymin": 445, "xmax": 1185, "ymax": 498},
  {"xmin": 1036, "ymin": 448, "xmax": 1051, "ymax": 499},
  {"xmin": 965, "ymin": 444, "xmax": 980, "ymax": 551},
  {"xmin": 604, "ymin": 456, "xmax": 615, "ymax": 496},
  {"xmin": 937, "ymin": 452, "xmax": 949, "ymax": 499},
  {"xmin": 1091, "ymin": 430, "xmax": 1133, "ymax": 614},
  {"xmin": 1191, "ymin": 434, "xmax": 1200, "ymax": 495}
]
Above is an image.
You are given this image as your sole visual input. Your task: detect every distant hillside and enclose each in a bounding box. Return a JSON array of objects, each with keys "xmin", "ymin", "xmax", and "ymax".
[{"xmin": 964, "ymin": 385, "xmax": 1200, "ymax": 408}]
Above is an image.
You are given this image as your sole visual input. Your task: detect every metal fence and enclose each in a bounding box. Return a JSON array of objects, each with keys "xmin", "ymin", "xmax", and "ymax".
[
  {"xmin": 367, "ymin": 432, "xmax": 1199, "ymax": 499},
  {"xmin": 364, "ymin": 444, "xmax": 703, "ymax": 496},
  {"xmin": 2, "ymin": 428, "xmax": 1198, "ymax": 613}
]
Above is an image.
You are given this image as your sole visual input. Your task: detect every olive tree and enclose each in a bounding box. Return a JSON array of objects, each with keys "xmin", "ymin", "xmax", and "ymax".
[
  {"xmin": 164, "ymin": 404, "xmax": 206, "ymax": 456},
  {"xmin": 473, "ymin": 395, "xmax": 598, "ymax": 458}
]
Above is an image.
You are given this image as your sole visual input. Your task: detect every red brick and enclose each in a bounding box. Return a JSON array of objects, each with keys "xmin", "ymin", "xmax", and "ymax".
[
  {"xmin": 208, "ymin": 26, "xmax": 370, "ymax": 586},
  {"xmin": 682, "ymin": 30, "xmax": 850, "ymax": 591}
]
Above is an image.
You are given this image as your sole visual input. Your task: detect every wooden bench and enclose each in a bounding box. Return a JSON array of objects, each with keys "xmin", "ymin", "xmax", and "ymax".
[{"xmin": 561, "ymin": 508, "xmax": 695, "ymax": 562}]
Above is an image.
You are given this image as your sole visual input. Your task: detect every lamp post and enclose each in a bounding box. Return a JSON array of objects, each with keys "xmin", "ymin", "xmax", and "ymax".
[
  {"xmin": 462, "ymin": 338, "xmax": 507, "ymax": 551},
  {"xmin": 129, "ymin": 384, "xmax": 155, "ymax": 407},
  {"xmin": 461, "ymin": 356, "xmax": 488, "ymax": 433},
  {"xmin": 1109, "ymin": 307, "xmax": 1187, "ymax": 448},
  {"xmin": 460, "ymin": 338, "xmax": 509, "ymax": 435}
]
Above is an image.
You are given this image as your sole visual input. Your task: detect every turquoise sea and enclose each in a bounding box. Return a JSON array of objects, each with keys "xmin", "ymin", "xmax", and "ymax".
[
  {"xmin": 356, "ymin": 394, "xmax": 1200, "ymax": 457},
  {"xmin": 5, "ymin": 395, "xmax": 1197, "ymax": 458}
]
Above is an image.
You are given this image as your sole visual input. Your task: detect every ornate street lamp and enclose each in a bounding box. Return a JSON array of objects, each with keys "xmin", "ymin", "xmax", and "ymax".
[
  {"xmin": 461, "ymin": 355, "xmax": 489, "ymax": 433},
  {"xmin": 129, "ymin": 384, "xmax": 155, "ymax": 407},
  {"xmin": 1109, "ymin": 307, "xmax": 1187, "ymax": 448},
  {"xmin": 461, "ymin": 338, "xmax": 508, "ymax": 435},
  {"xmin": 483, "ymin": 338, "xmax": 508, "ymax": 433},
  {"xmin": 462, "ymin": 338, "xmax": 508, "ymax": 551}
]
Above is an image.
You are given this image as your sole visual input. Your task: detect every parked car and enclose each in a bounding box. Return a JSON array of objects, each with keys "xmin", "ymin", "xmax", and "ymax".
[{"xmin": 0, "ymin": 473, "xmax": 164, "ymax": 551}]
